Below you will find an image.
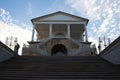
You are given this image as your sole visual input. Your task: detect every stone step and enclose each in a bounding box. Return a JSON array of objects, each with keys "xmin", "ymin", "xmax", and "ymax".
[
  {"xmin": 2, "ymin": 56, "xmax": 109, "ymax": 64},
  {"xmin": 0, "ymin": 74, "xmax": 120, "ymax": 79},
  {"xmin": 0, "ymin": 56, "xmax": 120, "ymax": 80}
]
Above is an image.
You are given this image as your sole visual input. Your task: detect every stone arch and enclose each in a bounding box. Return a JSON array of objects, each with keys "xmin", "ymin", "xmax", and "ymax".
[
  {"xmin": 51, "ymin": 44, "xmax": 67, "ymax": 56},
  {"xmin": 55, "ymin": 33, "xmax": 65, "ymax": 36}
]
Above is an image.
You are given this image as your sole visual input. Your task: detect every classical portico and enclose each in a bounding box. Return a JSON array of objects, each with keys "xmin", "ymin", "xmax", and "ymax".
[
  {"xmin": 22, "ymin": 11, "xmax": 96, "ymax": 56},
  {"xmin": 31, "ymin": 11, "xmax": 88, "ymax": 42}
]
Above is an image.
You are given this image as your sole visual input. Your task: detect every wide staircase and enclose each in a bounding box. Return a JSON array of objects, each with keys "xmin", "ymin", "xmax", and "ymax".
[{"xmin": 0, "ymin": 56, "xmax": 120, "ymax": 80}]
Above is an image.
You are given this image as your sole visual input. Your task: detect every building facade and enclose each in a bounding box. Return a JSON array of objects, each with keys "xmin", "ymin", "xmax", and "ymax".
[{"xmin": 22, "ymin": 11, "xmax": 96, "ymax": 56}]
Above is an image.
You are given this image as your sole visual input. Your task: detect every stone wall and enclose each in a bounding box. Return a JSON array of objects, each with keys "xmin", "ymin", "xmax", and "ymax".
[
  {"xmin": 40, "ymin": 38, "xmax": 79, "ymax": 56},
  {"xmin": 100, "ymin": 36, "xmax": 120, "ymax": 64},
  {"xmin": 22, "ymin": 38, "xmax": 96, "ymax": 56},
  {"xmin": 0, "ymin": 41, "xmax": 15, "ymax": 62}
]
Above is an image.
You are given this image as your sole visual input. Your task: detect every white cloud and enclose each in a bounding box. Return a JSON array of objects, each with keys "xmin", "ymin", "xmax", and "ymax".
[
  {"xmin": 98, "ymin": 14, "xmax": 113, "ymax": 34},
  {"xmin": 43, "ymin": 0, "xmax": 76, "ymax": 15},
  {"xmin": 26, "ymin": 2, "xmax": 32, "ymax": 15},
  {"xmin": 65, "ymin": 0, "xmax": 99, "ymax": 20},
  {"xmin": 0, "ymin": 8, "xmax": 32, "ymax": 55},
  {"xmin": 65, "ymin": 0, "xmax": 120, "ymax": 46},
  {"xmin": 0, "ymin": 8, "xmax": 12, "ymax": 24}
]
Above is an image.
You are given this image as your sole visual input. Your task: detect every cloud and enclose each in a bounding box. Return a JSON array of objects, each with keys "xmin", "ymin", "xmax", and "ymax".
[
  {"xmin": 0, "ymin": 8, "xmax": 32, "ymax": 55},
  {"xmin": 43, "ymin": 0, "xmax": 75, "ymax": 15},
  {"xmin": 65, "ymin": 0, "xmax": 99, "ymax": 20},
  {"xmin": 0, "ymin": 8, "xmax": 12, "ymax": 24},
  {"xmin": 65, "ymin": 0, "xmax": 120, "ymax": 46},
  {"xmin": 26, "ymin": 2, "xmax": 32, "ymax": 15}
]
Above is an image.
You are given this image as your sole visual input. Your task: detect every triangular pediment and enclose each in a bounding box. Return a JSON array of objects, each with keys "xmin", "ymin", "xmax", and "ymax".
[
  {"xmin": 32, "ymin": 11, "xmax": 89, "ymax": 22},
  {"xmin": 40, "ymin": 13, "xmax": 79, "ymax": 21}
]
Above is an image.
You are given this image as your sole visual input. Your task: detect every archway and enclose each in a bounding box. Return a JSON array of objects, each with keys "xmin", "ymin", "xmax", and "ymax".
[{"xmin": 51, "ymin": 44, "xmax": 67, "ymax": 56}]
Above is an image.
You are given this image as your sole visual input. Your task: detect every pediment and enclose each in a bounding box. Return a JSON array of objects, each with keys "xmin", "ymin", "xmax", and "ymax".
[
  {"xmin": 32, "ymin": 11, "xmax": 88, "ymax": 22},
  {"xmin": 39, "ymin": 13, "xmax": 80, "ymax": 21}
]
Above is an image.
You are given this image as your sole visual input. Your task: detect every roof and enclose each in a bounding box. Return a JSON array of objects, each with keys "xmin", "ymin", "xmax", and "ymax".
[{"xmin": 31, "ymin": 11, "xmax": 89, "ymax": 24}]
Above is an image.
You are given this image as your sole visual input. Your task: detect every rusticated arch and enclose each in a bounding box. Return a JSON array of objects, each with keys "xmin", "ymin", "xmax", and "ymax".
[{"xmin": 51, "ymin": 44, "xmax": 67, "ymax": 56}]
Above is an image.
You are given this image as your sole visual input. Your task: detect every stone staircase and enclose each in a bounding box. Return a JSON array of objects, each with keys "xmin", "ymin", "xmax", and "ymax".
[{"xmin": 0, "ymin": 56, "xmax": 120, "ymax": 80}]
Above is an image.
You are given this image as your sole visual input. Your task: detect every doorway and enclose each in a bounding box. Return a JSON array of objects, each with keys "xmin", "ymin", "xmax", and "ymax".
[{"xmin": 51, "ymin": 44, "xmax": 67, "ymax": 56}]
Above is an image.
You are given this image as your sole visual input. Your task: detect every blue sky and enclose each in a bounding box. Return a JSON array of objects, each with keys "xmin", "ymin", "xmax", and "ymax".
[
  {"xmin": 0, "ymin": 0, "xmax": 120, "ymax": 54},
  {"xmin": 0, "ymin": 0, "xmax": 74, "ymax": 25}
]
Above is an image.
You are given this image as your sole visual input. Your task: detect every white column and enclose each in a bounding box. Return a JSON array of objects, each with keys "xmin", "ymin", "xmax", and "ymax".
[
  {"xmin": 67, "ymin": 24, "xmax": 70, "ymax": 38},
  {"xmin": 31, "ymin": 24, "xmax": 35, "ymax": 41},
  {"xmin": 84, "ymin": 24, "xmax": 88, "ymax": 42},
  {"xmin": 49, "ymin": 24, "xmax": 52, "ymax": 38}
]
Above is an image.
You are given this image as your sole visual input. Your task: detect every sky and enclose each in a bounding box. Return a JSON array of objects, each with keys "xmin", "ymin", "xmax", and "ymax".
[{"xmin": 0, "ymin": 0, "xmax": 120, "ymax": 55}]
